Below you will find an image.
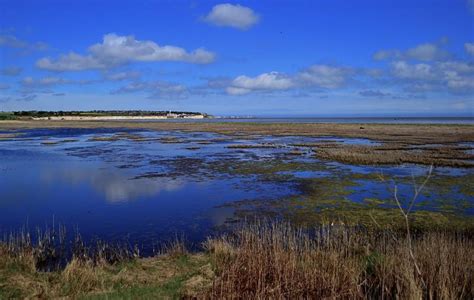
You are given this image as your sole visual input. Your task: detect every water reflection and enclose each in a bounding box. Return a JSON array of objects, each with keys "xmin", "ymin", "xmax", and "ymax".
[{"xmin": 40, "ymin": 165, "xmax": 186, "ymax": 203}]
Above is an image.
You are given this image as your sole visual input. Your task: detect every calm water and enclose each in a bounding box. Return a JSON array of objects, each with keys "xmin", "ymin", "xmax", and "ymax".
[{"xmin": 0, "ymin": 128, "xmax": 472, "ymax": 253}]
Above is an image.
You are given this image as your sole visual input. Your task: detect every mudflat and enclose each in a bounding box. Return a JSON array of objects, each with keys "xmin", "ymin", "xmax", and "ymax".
[
  {"xmin": 1, "ymin": 120, "xmax": 473, "ymax": 142},
  {"xmin": 1, "ymin": 120, "xmax": 473, "ymax": 167}
]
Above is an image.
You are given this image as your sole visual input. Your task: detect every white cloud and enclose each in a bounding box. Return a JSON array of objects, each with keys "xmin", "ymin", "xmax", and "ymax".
[
  {"xmin": 374, "ymin": 42, "xmax": 449, "ymax": 61},
  {"xmin": 219, "ymin": 56, "xmax": 474, "ymax": 97},
  {"xmin": 204, "ymin": 3, "xmax": 259, "ymax": 30},
  {"xmin": 226, "ymin": 72, "xmax": 293, "ymax": 95},
  {"xmin": 36, "ymin": 33, "xmax": 215, "ymax": 71},
  {"xmin": 371, "ymin": 41, "xmax": 474, "ymax": 94},
  {"xmin": 1, "ymin": 66, "xmax": 22, "ymax": 76},
  {"xmin": 0, "ymin": 34, "xmax": 48, "ymax": 51},
  {"xmin": 20, "ymin": 76, "xmax": 97, "ymax": 88},
  {"xmin": 89, "ymin": 34, "xmax": 215, "ymax": 64},
  {"xmin": 444, "ymin": 70, "xmax": 474, "ymax": 90},
  {"xmin": 390, "ymin": 60, "xmax": 474, "ymax": 93},
  {"xmin": 225, "ymin": 86, "xmax": 250, "ymax": 95},
  {"xmin": 391, "ymin": 61, "xmax": 434, "ymax": 80},
  {"xmin": 112, "ymin": 80, "xmax": 188, "ymax": 99},
  {"xmin": 373, "ymin": 49, "xmax": 402, "ymax": 60},
  {"xmin": 297, "ymin": 65, "xmax": 352, "ymax": 88},
  {"xmin": 405, "ymin": 43, "xmax": 448, "ymax": 61},
  {"xmin": 0, "ymin": 35, "xmax": 27, "ymax": 48},
  {"xmin": 438, "ymin": 61, "xmax": 474, "ymax": 74},
  {"xmin": 465, "ymin": 42, "xmax": 474, "ymax": 56},
  {"xmin": 223, "ymin": 65, "xmax": 353, "ymax": 95},
  {"xmin": 36, "ymin": 53, "xmax": 106, "ymax": 71},
  {"xmin": 104, "ymin": 71, "xmax": 141, "ymax": 81}
]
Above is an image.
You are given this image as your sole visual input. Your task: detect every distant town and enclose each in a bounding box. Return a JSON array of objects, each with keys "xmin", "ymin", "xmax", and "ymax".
[{"xmin": 0, "ymin": 111, "xmax": 210, "ymax": 121}]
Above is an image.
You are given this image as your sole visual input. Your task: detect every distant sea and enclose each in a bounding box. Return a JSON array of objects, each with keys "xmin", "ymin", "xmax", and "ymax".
[{"xmin": 144, "ymin": 117, "xmax": 474, "ymax": 125}]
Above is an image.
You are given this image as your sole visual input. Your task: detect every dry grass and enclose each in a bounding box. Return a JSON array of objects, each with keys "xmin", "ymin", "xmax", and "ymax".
[
  {"xmin": 1, "ymin": 223, "xmax": 473, "ymax": 299},
  {"xmin": 204, "ymin": 222, "xmax": 474, "ymax": 299},
  {"xmin": 0, "ymin": 236, "xmax": 208, "ymax": 298}
]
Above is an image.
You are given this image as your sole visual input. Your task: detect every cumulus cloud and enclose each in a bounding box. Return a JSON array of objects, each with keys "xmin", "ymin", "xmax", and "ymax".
[
  {"xmin": 405, "ymin": 43, "xmax": 449, "ymax": 61},
  {"xmin": 218, "ymin": 54, "xmax": 473, "ymax": 97},
  {"xmin": 465, "ymin": 42, "xmax": 474, "ymax": 56},
  {"xmin": 89, "ymin": 34, "xmax": 215, "ymax": 64},
  {"xmin": 374, "ymin": 42, "xmax": 449, "ymax": 61},
  {"xmin": 372, "ymin": 40, "xmax": 474, "ymax": 94},
  {"xmin": 222, "ymin": 65, "xmax": 353, "ymax": 95},
  {"xmin": 37, "ymin": 53, "xmax": 106, "ymax": 71},
  {"xmin": 226, "ymin": 72, "xmax": 293, "ymax": 95},
  {"xmin": 36, "ymin": 33, "xmax": 215, "ymax": 71},
  {"xmin": 204, "ymin": 3, "xmax": 259, "ymax": 30},
  {"xmin": 112, "ymin": 80, "xmax": 188, "ymax": 99},
  {"xmin": 391, "ymin": 61, "xmax": 434, "ymax": 80},
  {"xmin": 389, "ymin": 60, "xmax": 474, "ymax": 93},
  {"xmin": 1, "ymin": 66, "xmax": 22, "ymax": 76}
]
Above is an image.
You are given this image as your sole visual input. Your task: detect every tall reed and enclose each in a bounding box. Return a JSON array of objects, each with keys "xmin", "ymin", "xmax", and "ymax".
[{"xmin": 204, "ymin": 221, "xmax": 473, "ymax": 299}]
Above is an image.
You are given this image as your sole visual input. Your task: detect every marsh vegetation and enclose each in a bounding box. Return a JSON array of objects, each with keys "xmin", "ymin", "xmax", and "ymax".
[{"xmin": 1, "ymin": 221, "xmax": 472, "ymax": 299}]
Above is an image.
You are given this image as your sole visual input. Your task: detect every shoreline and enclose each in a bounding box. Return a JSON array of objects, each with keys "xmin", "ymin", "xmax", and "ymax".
[{"xmin": 1, "ymin": 119, "xmax": 473, "ymax": 141}]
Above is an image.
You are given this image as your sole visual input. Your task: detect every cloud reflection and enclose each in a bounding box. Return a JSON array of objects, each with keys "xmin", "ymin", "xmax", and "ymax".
[{"xmin": 40, "ymin": 163, "xmax": 185, "ymax": 202}]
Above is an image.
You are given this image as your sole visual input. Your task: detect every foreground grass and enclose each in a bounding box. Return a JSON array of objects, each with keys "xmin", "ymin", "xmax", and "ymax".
[
  {"xmin": 0, "ymin": 247, "xmax": 212, "ymax": 299},
  {"xmin": 1, "ymin": 223, "xmax": 473, "ymax": 299}
]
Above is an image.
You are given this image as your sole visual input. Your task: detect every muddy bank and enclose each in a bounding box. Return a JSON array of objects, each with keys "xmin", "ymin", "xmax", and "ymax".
[
  {"xmin": 1, "ymin": 120, "xmax": 473, "ymax": 144},
  {"xmin": 1, "ymin": 121, "xmax": 473, "ymax": 167}
]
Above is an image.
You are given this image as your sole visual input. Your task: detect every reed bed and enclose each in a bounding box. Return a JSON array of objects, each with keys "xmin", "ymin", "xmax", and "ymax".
[
  {"xmin": 1, "ymin": 222, "xmax": 473, "ymax": 298},
  {"xmin": 204, "ymin": 222, "xmax": 473, "ymax": 299}
]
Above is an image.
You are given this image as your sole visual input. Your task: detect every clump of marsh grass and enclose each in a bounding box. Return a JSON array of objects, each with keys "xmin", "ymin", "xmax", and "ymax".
[
  {"xmin": 315, "ymin": 143, "xmax": 473, "ymax": 167},
  {"xmin": 204, "ymin": 221, "xmax": 473, "ymax": 299},
  {"xmin": 160, "ymin": 235, "xmax": 188, "ymax": 258},
  {"xmin": 1, "ymin": 226, "xmax": 138, "ymax": 272}
]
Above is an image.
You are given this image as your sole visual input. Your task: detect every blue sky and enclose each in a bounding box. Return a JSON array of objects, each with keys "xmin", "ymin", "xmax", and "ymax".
[{"xmin": 0, "ymin": 0, "xmax": 473, "ymax": 116}]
